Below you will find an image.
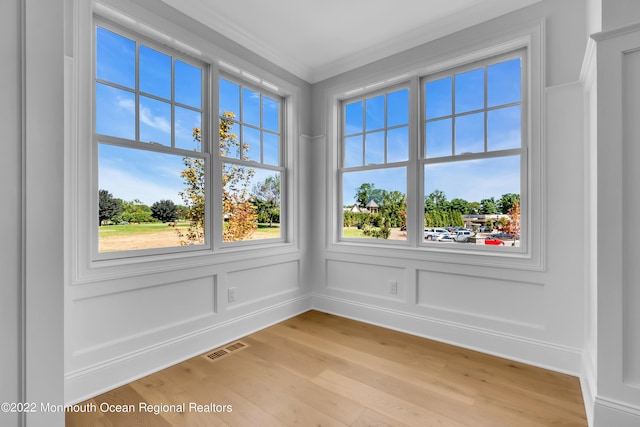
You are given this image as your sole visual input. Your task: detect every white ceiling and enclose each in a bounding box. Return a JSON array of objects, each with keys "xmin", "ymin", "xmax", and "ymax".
[{"xmin": 160, "ymin": 0, "xmax": 541, "ymax": 83}]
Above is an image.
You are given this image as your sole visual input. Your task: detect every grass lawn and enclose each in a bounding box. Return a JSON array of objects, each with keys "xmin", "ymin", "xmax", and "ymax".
[
  {"xmin": 99, "ymin": 222, "xmax": 282, "ymax": 252},
  {"xmin": 343, "ymin": 227, "xmax": 365, "ymax": 238},
  {"xmin": 99, "ymin": 222, "xmax": 190, "ymax": 237},
  {"xmin": 343, "ymin": 227, "xmax": 406, "ymax": 240}
]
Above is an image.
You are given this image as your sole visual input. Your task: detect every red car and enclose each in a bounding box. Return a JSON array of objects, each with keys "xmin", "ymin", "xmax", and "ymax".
[{"xmin": 484, "ymin": 237, "xmax": 505, "ymax": 245}]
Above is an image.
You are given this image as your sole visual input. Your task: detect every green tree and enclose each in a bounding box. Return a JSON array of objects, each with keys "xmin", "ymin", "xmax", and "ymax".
[
  {"xmin": 498, "ymin": 193, "xmax": 520, "ymax": 214},
  {"xmin": 426, "ymin": 190, "xmax": 449, "ymax": 211},
  {"xmin": 486, "ymin": 218, "xmax": 494, "ymax": 231},
  {"xmin": 449, "ymin": 198, "xmax": 470, "ymax": 214},
  {"xmin": 449, "ymin": 210, "xmax": 465, "ymax": 227},
  {"xmin": 252, "ymin": 174, "xmax": 281, "ymax": 227},
  {"xmin": 355, "ymin": 183, "xmax": 386, "ymax": 208},
  {"xmin": 252, "ymin": 175, "xmax": 281, "ymax": 206},
  {"xmin": 151, "ymin": 199, "xmax": 178, "ymax": 223},
  {"xmin": 380, "ymin": 190, "xmax": 406, "ymax": 228},
  {"xmin": 467, "ymin": 201, "xmax": 481, "ymax": 215},
  {"xmin": 480, "ymin": 197, "xmax": 498, "ymax": 214},
  {"xmin": 355, "ymin": 183, "xmax": 375, "ymax": 208},
  {"xmin": 98, "ymin": 189, "xmax": 122, "ymax": 225},
  {"xmin": 118, "ymin": 199, "xmax": 155, "ymax": 223}
]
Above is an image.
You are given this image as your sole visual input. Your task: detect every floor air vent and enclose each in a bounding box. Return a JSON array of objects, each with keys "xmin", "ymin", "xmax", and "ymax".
[{"xmin": 203, "ymin": 341, "xmax": 249, "ymax": 362}]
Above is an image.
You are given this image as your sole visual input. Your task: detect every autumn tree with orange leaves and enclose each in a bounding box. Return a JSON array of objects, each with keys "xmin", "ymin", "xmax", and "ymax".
[
  {"xmin": 504, "ymin": 199, "xmax": 520, "ymax": 237},
  {"xmin": 178, "ymin": 111, "xmax": 257, "ymax": 245}
]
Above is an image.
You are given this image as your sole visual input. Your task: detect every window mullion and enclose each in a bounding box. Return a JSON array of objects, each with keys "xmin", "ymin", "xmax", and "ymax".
[
  {"xmin": 362, "ymin": 103, "xmax": 366, "ymax": 166},
  {"xmin": 408, "ymin": 76, "xmax": 421, "ymax": 248},
  {"xmin": 135, "ymin": 41, "xmax": 140, "ymax": 144},
  {"xmin": 171, "ymin": 58, "xmax": 175, "ymax": 149},
  {"xmin": 450, "ymin": 75, "xmax": 456, "ymax": 156},
  {"xmin": 484, "ymin": 65, "xmax": 488, "ymax": 153}
]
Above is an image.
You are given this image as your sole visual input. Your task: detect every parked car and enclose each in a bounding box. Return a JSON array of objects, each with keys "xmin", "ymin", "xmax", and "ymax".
[
  {"xmin": 453, "ymin": 230, "xmax": 472, "ymax": 242},
  {"xmin": 424, "ymin": 228, "xmax": 448, "ymax": 240},
  {"xmin": 484, "ymin": 236, "xmax": 505, "ymax": 245},
  {"xmin": 490, "ymin": 232, "xmax": 515, "ymax": 241},
  {"xmin": 436, "ymin": 233, "xmax": 455, "ymax": 242}
]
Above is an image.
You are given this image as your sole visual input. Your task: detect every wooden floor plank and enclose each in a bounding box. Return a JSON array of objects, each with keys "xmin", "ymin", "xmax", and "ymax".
[
  {"xmin": 188, "ymin": 353, "xmax": 350, "ymax": 426},
  {"xmin": 350, "ymin": 408, "xmax": 414, "ymax": 427},
  {"xmin": 67, "ymin": 310, "xmax": 587, "ymax": 426},
  {"xmin": 266, "ymin": 321, "xmax": 478, "ymax": 406},
  {"xmin": 92, "ymin": 385, "xmax": 173, "ymax": 427},
  {"xmin": 162, "ymin": 360, "xmax": 287, "ymax": 427},
  {"xmin": 129, "ymin": 372, "xmax": 229, "ymax": 427},
  {"xmin": 64, "ymin": 398, "xmax": 114, "ymax": 427},
  {"xmin": 313, "ymin": 369, "xmax": 463, "ymax": 427},
  {"xmin": 233, "ymin": 348, "xmax": 365, "ymax": 425}
]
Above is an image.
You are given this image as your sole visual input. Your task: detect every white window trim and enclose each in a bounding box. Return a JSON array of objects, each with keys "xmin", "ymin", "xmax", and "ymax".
[
  {"xmin": 68, "ymin": 0, "xmax": 300, "ymax": 284},
  {"xmin": 215, "ymin": 72, "xmax": 287, "ymax": 249},
  {"xmin": 91, "ymin": 18, "xmax": 213, "ymax": 261},
  {"xmin": 326, "ymin": 22, "xmax": 545, "ymax": 271},
  {"xmin": 418, "ymin": 48, "xmax": 528, "ymax": 253},
  {"xmin": 339, "ymin": 82, "xmax": 413, "ymax": 246}
]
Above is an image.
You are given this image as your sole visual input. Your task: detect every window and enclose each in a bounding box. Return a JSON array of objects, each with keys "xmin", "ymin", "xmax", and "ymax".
[
  {"xmin": 95, "ymin": 23, "xmax": 208, "ymax": 254},
  {"xmin": 94, "ymin": 21, "xmax": 289, "ymax": 256},
  {"xmin": 338, "ymin": 49, "xmax": 526, "ymax": 251},
  {"xmin": 341, "ymin": 87, "xmax": 409, "ymax": 241},
  {"xmin": 218, "ymin": 77, "xmax": 284, "ymax": 242},
  {"xmin": 422, "ymin": 51, "xmax": 524, "ymax": 249}
]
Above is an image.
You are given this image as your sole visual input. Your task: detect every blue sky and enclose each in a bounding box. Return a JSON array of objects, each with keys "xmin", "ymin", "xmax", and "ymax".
[
  {"xmin": 96, "ymin": 26, "xmax": 283, "ymax": 207},
  {"xmin": 97, "ymin": 27, "xmax": 202, "ymax": 206},
  {"xmin": 342, "ymin": 59, "xmax": 522, "ymax": 206},
  {"xmin": 96, "ymin": 26, "xmax": 520, "ymax": 209}
]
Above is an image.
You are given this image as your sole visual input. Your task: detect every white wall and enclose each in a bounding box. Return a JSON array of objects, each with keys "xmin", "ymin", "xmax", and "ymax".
[
  {"xmin": 601, "ymin": 0, "xmax": 640, "ymax": 32},
  {"xmin": 589, "ymin": 3, "xmax": 640, "ymax": 422},
  {"xmin": 310, "ymin": 0, "xmax": 588, "ymax": 377},
  {"xmin": 0, "ymin": 1, "xmax": 23, "ymax": 426}
]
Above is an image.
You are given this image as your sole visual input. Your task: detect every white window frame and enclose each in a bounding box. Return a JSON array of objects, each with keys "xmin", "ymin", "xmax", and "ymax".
[
  {"xmin": 339, "ymin": 83, "xmax": 412, "ymax": 246},
  {"xmin": 69, "ymin": 1, "xmax": 300, "ymax": 282},
  {"xmin": 327, "ymin": 23, "xmax": 544, "ymax": 270},
  {"xmin": 92, "ymin": 18, "xmax": 211, "ymax": 260},
  {"xmin": 216, "ymin": 73, "xmax": 287, "ymax": 247},
  {"xmin": 419, "ymin": 48, "xmax": 527, "ymax": 253}
]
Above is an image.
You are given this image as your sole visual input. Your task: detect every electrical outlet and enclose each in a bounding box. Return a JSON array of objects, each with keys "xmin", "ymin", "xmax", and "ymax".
[
  {"xmin": 389, "ymin": 281, "xmax": 398, "ymax": 294},
  {"xmin": 227, "ymin": 287, "xmax": 236, "ymax": 302}
]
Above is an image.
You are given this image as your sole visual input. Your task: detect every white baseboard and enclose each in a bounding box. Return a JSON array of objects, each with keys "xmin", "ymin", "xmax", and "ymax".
[
  {"xmin": 65, "ymin": 295, "xmax": 312, "ymax": 405},
  {"xmin": 312, "ymin": 294, "xmax": 583, "ymax": 376},
  {"xmin": 580, "ymin": 349, "xmax": 597, "ymax": 426},
  {"xmin": 594, "ymin": 397, "xmax": 640, "ymax": 427}
]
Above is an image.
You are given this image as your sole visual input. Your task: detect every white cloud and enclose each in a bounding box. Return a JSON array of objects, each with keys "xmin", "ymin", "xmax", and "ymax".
[
  {"xmin": 117, "ymin": 96, "xmax": 135, "ymax": 113},
  {"xmin": 139, "ymin": 105, "xmax": 171, "ymax": 134}
]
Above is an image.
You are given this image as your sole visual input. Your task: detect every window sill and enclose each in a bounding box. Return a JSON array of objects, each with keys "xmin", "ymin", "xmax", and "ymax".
[
  {"xmin": 326, "ymin": 240, "xmax": 543, "ymax": 272},
  {"xmin": 74, "ymin": 241, "xmax": 301, "ymax": 285}
]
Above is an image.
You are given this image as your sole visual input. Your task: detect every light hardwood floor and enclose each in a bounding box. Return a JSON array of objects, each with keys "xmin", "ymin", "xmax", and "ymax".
[{"xmin": 66, "ymin": 310, "xmax": 587, "ymax": 426}]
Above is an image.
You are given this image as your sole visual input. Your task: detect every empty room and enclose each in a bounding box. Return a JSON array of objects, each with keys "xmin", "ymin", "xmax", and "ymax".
[{"xmin": 3, "ymin": 0, "xmax": 640, "ymax": 426}]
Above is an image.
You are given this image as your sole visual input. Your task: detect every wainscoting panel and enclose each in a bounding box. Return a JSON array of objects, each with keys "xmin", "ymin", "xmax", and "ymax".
[
  {"xmin": 70, "ymin": 275, "xmax": 216, "ymax": 355},
  {"xmin": 326, "ymin": 259, "xmax": 405, "ymax": 302},
  {"xmin": 417, "ymin": 270, "xmax": 545, "ymax": 329},
  {"xmin": 227, "ymin": 260, "xmax": 300, "ymax": 308},
  {"xmin": 622, "ymin": 47, "xmax": 640, "ymax": 389}
]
